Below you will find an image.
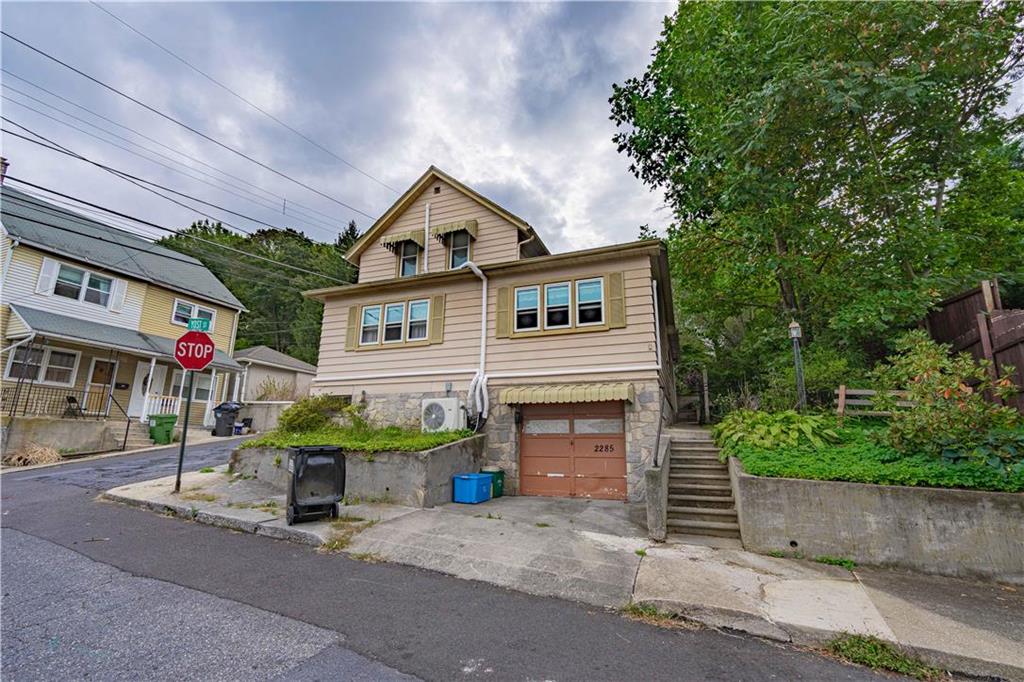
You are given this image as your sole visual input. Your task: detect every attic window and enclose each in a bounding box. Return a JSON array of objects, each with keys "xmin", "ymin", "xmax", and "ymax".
[{"xmin": 433, "ymin": 186, "xmax": 441, "ymax": 194}]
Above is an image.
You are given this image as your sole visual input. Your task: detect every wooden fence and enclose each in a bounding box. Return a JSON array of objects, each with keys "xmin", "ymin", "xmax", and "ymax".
[{"xmin": 925, "ymin": 280, "xmax": 1024, "ymax": 412}]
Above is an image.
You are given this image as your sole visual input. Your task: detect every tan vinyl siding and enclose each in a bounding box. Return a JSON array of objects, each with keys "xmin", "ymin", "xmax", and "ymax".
[
  {"xmin": 314, "ymin": 254, "xmax": 661, "ymax": 396},
  {"xmin": 357, "ymin": 179, "xmax": 522, "ymax": 283},
  {"xmin": 138, "ymin": 286, "xmax": 236, "ymax": 351}
]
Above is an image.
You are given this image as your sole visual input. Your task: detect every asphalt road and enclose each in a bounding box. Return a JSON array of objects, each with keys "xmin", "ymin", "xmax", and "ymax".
[{"xmin": 1, "ymin": 439, "xmax": 888, "ymax": 681}]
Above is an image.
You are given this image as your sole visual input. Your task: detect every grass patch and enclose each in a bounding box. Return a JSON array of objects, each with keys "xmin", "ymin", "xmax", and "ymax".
[
  {"xmin": 341, "ymin": 493, "xmax": 392, "ymax": 505},
  {"xmin": 635, "ymin": 548, "xmax": 647, "ymax": 557},
  {"xmin": 621, "ymin": 602, "xmax": 698, "ymax": 630},
  {"xmin": 534, "ymin": 522, "xmax": 552, "ymax": 528},
  {"xmin": 320, "ymin": 518, "xmax": 379, "ymax": 553},
  {"xmin": 179, "ymin": 490, "xmax": 217, "ymax": 503},
  {"xmin": 243, "ymin": 425, "xmax": 473, "ymax": 453},
  {"xmin": 827, "ymin": 635, "xmax": 941, "ymax": 680},
  {"xmin": 814, "ymin": 555, "xmax": 856, "ymax": 571},
  {"xmin": 350, "ymin": 552, "xmax": 386, "ymax": 563},
  {"xmin": 733, "ymin": 422, "xmax": 1024, "ymax": 492},
  {"xmin": 767, "ymin": 550, "xmax": 787, "ymax": 558},
  {"xmin": 331, "ymin": 515, "xmax": 370, "ymax": 526},
  {"xmin": 198, "ymin": 467, "xmax": 215, "ymax": 473}
]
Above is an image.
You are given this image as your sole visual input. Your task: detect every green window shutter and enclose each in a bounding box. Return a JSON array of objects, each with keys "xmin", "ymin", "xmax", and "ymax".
[
  {"xmin": 429, "ymin": 294, "xmax": 446, "ymax": 344},
  {"xmin": 495, "ymin": 287, "xmax": 511, "ymax": 338},
  {"xmin": 344, "ymin": 305, "xmax": 359, "ymax": 351},
  {"xmin": 608, "ymin": 272, "xmax": 626, "ymax": 329}
]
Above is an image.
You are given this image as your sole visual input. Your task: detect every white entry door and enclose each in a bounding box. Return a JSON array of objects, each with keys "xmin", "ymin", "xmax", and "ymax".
[{"xmin": 128, "ymin": 361, "xmax": 167, "ymax": 417}]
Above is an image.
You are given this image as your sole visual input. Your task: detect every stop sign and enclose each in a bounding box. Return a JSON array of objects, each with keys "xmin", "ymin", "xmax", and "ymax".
[{"xmin": 174, "ymin": 330, "xmax": 216, "ymax": 371}]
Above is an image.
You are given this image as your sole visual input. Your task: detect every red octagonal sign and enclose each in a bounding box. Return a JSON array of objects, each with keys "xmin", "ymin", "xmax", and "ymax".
[{"xmin": 174, "ymin": 330, "xmax": 216, "ymax": 371}]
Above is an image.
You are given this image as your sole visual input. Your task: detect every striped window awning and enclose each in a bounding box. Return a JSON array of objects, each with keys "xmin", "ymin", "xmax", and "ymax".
[
  {"xmin": 498, "ymin": 382, "xmax": 634, "ymax": 405},
  {"xmin": 379, "ymin": 230, "xmax": 425, "ymax": 251},
  {"xmin": 430, "ymin": 219, "xmax": 478, "ymax": 241}
]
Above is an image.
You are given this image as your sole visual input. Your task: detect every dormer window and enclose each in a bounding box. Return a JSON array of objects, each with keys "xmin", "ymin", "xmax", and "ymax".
[
  {"xmin": 399, "ymin": 241, "xmax": 419, "ymax": 277},
  {"xmin": 449, "ymin": 231, "xmax": 471, "ymax": 269}
]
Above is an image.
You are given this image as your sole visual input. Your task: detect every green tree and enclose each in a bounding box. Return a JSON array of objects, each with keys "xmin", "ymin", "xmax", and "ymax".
[
  {"xmin": 158, "ymin": 220, "xmax": 357, "ymax": 364},
  {"xmin": 611, "ymin": 1, "xmax": 1024, "ymax": 396}
]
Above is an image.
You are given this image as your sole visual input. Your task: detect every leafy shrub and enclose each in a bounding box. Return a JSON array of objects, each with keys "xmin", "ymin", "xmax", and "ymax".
[
  {"xmin": 255, "ymin": 376, "xmax": 295, "ymax": 401},
  {"xmin": 277, "ymin": 394, "xmax": 350, "ymax": 432},
  {"xmin": 761, "ymin": 345, "xmax": 867, "ymax": 412},
  {"xmin": 732, "ymin": 422, "xmax": 1023, "ymax": 492},
  {"xmin": 872, "ymin": 331, "xmax": 1021, "ymax": 472},
  {"xmin": 243, "ymin": 425, "xmax": 473, "ymax": 452},
  {"xmin": 713, "ymin": 409, "xmax": 840, "ymax": 456}
]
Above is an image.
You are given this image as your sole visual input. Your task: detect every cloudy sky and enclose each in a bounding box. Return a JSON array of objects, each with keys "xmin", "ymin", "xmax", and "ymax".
[{"xmin": 1, "ymin": 2, "xmax": 675, "ymax": 253}]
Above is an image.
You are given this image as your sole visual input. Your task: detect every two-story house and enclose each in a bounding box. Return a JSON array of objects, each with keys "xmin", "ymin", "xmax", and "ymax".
[
  {"xmin": 308, "ymin": 167, "xmax": 678, "ymax": 503},
  {"xmin": 1, "ymin": 184, "xmax": 244, "ymax": 448}
]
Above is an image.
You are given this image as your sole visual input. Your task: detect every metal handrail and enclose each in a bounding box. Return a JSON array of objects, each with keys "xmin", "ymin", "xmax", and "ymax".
[
  {"xmin": 652, "ymin": 392, "xmax": 666, "ymax": 468},
  {"xmin": 107, "ymin": 394, "xmax": 132, "ymax": 452}
]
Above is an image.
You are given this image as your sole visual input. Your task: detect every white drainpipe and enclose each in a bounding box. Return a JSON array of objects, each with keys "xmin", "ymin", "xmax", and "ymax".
[
  {"xmin": 459, "ymin": 261, "xmax": 489, "ymax": 422},
  {"xmin": 3, "ymin": 238, "xmax": 19, "ymax": 285},
  {"xmin": 1, "ymin": 332, "xmax": 35, "ymax": 356},
  {"xmin": 517, "ymin": 231, "xmax": 537, "ymax": 258},
  {"xmin": 423, "ymin": 203, "xmax": 431, "ymax": 272}
]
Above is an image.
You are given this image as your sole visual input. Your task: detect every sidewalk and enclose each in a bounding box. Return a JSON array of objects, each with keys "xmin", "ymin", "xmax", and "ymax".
[{"xmin": 105, "ymin": 469, "xmax": 1024, "ymax": 680}]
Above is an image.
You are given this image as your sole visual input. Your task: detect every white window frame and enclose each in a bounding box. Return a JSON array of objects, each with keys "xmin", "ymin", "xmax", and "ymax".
[
  {"xmin": 543, "ymin": 282, "xmax": 572, "ymax": 330},
  {"xmin": 171, "ymin": 369, "xmax": 213, "ymax": 401},
  {"xmin": 382, "ymin": 302, "xmax": 406, "ymax": 344},
  {"xmin": 86, "ymin": 357, "xmax": 120, "ymax": 387},
  {"xmin": 406, "ymin": 298, "xmax": 430, "ymax": 341},
  {"xmin": 513, "ymin": 285, "xmax": 541, "ymax": 333},
  {"xmin": 171, "ymin": 298, "xmax": 217, "ymax": 329},
  {"xmin": 575, "ymin": 277, "xmax": 605, "ymax": 327},
  {"xmin": 3, "ymin": 345, "xmax": 81, "ymax": 388},
  {"xmin": 448, "ymin": 231, "xmax": 471, "ymax": 270},
  {"xmin": 359, "ymin": 304, "xmax": 382, "ymax": 346},
  {"xmin": 53, "ymin": 263, "xmax": 114, "ymax": 308},
  {"xmin": 399, "ymin": 241, "xmax": 419, "ymax": 278}
]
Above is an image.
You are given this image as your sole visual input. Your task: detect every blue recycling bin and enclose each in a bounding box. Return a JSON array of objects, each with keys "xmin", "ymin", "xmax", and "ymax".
[{"xmin": 453, "ymin": 473, "xmax": 492, "ymax": 504}]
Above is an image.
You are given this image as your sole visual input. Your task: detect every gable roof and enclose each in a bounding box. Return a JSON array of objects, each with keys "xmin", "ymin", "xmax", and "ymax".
[
  {"xmin": 233, "ymin": 345, "xmax": 317, "ymax": 374},
  {"xmin": 1, "ymin": 185, "xmax": 245, "ymax": 311},
  {"xmin": 345, "ymin": 166, "xmax": 550, "ymax": 262}
]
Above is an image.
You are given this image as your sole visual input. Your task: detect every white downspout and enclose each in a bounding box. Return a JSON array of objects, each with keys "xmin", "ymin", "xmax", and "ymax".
[
  {"xmin": 459, "ymin": 261, "xmax": 489, "ymax": 422},
  {"xmin": 423, "ymin": 203, "xmax": 430, "ymax": 273},
  {"xmin": 1, "ymin": 332, "xmax": 35, "ymax": 356},
  {"xmin": 239, "ymin": 364, "xmax": 249, "ymax": 401},
  {"xmin": 517, "ymin": 231, "xmax": 537, "ymax": 259},
  {"xmin": 206, "ymin": 368, "xmax": 218, "ymax": 426},
  {"xmin": 3, "ymin": 238, "xmax": 19, "ymax": 286},
  {"xmin": 141, "ymin": 356, "xmax": 156, "ymax": 421}
]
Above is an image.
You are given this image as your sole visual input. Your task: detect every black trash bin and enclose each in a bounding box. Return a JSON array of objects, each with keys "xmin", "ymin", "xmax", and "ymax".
[
  {"xmin": 286, "ymin": 446, "xmax": 345, "ymax": 525},
  {"xmin": 211, "ymin": 401, "xmax": 242, "ymax": 437}
]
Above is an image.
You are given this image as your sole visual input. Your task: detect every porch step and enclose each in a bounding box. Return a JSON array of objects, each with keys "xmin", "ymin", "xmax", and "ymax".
[
  {"xmin": 666, "ymin": 518, "xmax": 741, "ymax": 539},
  {"xmin": 668, "ymin": 493, "xmax": 736, "ymax": 509},
  {"xmin": 667, "ymin": 483, "xmax": 733, "ymax": 496},
  {"xmin": 667, "ymin": 506, "xmax": 738, "ymax": 523}
]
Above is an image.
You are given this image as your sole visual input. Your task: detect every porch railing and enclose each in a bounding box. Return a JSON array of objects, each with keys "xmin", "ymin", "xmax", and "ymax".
[
  {"xmin": 141, "ymin": 393, "xmax": 181, "ymax": 419},
  {"xmin": 3, "ymin": 384, "xmax": 112, "ymax": 419}
]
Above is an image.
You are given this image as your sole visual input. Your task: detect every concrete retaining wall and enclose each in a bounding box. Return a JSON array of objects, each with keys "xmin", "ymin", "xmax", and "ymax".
[
  {"xmin": 729, "ymin": 458, "xmax": 1024, "ymax": 584},
  {"xmin": 643, "ymin": 436, "xmax": 671, "ymax": 542},
  {"xmin": 239, "ymin": 401, "xmax": 294, "ymax": 433},
  {"xmin": 228, "ymin": 434, "xmax": 486, "ymax": 507},
  {"xmin": 3, "ymin": 416, "xmax": 124, "ymax": 456}
]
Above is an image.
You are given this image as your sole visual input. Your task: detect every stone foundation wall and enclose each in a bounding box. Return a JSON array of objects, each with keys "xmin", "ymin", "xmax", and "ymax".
[
  {"xmin": 2, "ymin": 416, "xmax": 124, "ymax": 456},
  {"xmin": 355, "ymin": 380, "xmax": 667, "ymax": 503}
]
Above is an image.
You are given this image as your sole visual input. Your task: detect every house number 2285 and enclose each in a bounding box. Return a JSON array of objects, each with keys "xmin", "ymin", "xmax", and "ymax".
[{"xmin": 593, "ymin": 444, "xmax": 615, "ymax": 453}]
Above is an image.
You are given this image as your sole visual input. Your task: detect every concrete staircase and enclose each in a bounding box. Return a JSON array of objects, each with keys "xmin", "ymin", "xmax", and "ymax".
[
  {"xmin": 121, "ymin": 419, "xmax": 156, "ymax": 450},
  {"xmin": 666, "ymin": 430, "xmax": 740, "ymax": 539}
]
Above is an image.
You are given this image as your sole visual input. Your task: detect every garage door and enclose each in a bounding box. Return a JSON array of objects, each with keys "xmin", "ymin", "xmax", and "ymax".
[{"xmin": 519, "ymin": 401, "xmax": 626, "ymax": 500}]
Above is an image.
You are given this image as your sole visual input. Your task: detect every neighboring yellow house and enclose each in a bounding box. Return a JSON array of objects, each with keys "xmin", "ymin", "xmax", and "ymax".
[
  {"xmin": 1, "ymin": 185, "xmax": 244, "ymax": 448},
  {"xmin": 307, "ymin": 167, "xmax": 678, "ymax": 503}
]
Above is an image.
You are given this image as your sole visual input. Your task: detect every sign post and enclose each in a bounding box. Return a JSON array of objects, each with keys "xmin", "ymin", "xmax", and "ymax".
[{"xmin": 173, "ymin": 325, "xmax": 217, "ymax": 493}]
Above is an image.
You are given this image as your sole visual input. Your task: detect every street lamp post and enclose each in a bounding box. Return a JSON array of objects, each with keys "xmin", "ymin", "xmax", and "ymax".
[{"xmin": 789, "ymin": 320, "xmax": 807, "ymax": 412}]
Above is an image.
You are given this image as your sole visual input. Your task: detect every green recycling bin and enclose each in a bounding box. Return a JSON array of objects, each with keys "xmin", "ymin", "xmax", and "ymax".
[
  {"xmin": 481, "ymin": 466, "xmax": 504, "ymax": 498},
  {"xmin": 148, "ymin": 413, "xmax": 178, "ymax": 445}
]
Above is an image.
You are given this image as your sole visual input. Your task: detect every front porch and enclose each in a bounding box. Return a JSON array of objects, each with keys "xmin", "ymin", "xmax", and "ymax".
[{"xmin": 3, "ymin": 306, "xmax": 242, "ymax": 447}]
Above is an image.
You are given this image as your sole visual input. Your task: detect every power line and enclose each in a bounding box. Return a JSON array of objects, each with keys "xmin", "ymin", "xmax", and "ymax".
[
  {"xmin": 4, "ymin": 175, "xmax": 352, "ymax": 285},
  {"xmin": 2, "ymin": 192, "xmax": 305, "ymax": 291},
  {"xmin": 2, "ymin": 94, "xmax": 342, "ymax": 237},
  {"xmin": 2, "ymin": 30, "xmax": 377, "ymax": 219},
  {"xmin": 89, "ymin": 1, "xmax": 400, "ymax": 194},
  {"xmin": 1, "ymin": 122, "xmax": 344, "ymax": 244},
  {"xmin": 1, "ymin": 69, "xmax": 350, "ymax": 228}
]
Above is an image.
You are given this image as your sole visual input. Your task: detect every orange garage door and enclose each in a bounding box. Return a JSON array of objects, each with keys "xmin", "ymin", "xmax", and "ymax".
[{"xmin": 519, "ymin": 401, "xmax": 626, "ymax": 501}]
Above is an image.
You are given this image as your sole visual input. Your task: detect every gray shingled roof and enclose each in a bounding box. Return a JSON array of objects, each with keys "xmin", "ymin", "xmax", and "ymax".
[
  {"xmin": 233, "ymin": 345, "xmax": 316, "ymax": 374},
  {"xmin": 11, "ymin": 304, "xmax": 241, "ymax": 371},
  {"xmin": 1, "ymin": 185, "xmax": 245, "ymax": 310}
]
